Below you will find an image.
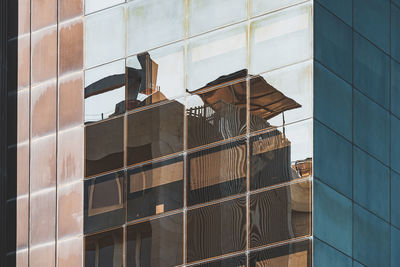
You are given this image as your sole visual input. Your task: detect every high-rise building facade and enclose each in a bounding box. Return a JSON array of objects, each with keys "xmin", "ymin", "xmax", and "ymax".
[{"xmin": 0, "ymin": 0, "xmax": 398, "ymax": 266}]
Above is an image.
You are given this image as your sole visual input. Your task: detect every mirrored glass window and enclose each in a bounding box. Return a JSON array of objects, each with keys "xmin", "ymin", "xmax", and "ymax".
[
  {"xmin": 187, "ymin": 197, "xmax": 246, "ymax": 263},
  {"xmin": 126, "ymin": 0, "xmax": 185, "ymax": 55},
  {"xmin": 85, "ymin": 0, "xmax": 124, "ymax": 15},
  {"xmin": 187, "ymin": 23, "xmax": 247, "ymax": 92},
  {"xmin": 249, "ymin": 240, "xmax": 311, "ymax": 267},
  {"xmin": 187, "ymin": 140, "xmax": 247, "ymax": 206},
  {"xmin": 85, "ymin": 116, "xmax": 124, "ymax": 178},
  {"xmin": 250, "ymin": 0, "xmax": 306, "ymax": 17},
  {"xmin": 127, "ymin": 101, "xmax": 184, "ymax": 166},
  {"xmin": 127, "ymin": 156, "xmax": 183, "ymax": 221},
  {"xmin": 250, "ymin": 181, "xmax": 311, "ymax": 248},
  {"xmin": 85, "ymin": 60, "xmax": 125, "ymax": 124},
  {"xmin": 192, "ymin": 254, "xmax": 247, "ymax": 267},
  {"xmin": 126, "ymin": 42, "xmax": 184, "ymax": 112},
  {"xmin": 126, "ymin": 213, "xmax": 183, "ymax": 267},
  {"xmin": 84, "ymin": 171, "xmax": 125, "ymax": 234},
  {"xmin": 85, "ymin": 228, "xmax": 124, "ymax": 267}
]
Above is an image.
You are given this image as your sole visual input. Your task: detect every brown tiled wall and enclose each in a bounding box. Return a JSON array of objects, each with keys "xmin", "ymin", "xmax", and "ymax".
[{"xmin": 16, "ymin": 0, "xmax": 84, "ymax": 266}]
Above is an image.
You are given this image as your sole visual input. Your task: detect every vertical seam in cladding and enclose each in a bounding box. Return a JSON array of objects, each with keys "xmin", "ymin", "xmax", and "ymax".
[
  {"xmin": 28, "ymin": 0, "xmax": 32, "ymax": 264},
  {"xmin": 389, "ymin": 2, "xmax": 392, "ymax": 267},
  {"xmin": 55, "ymin": 0, "xmax": 59, "ymax": 264},
  {"xmin": 352, "ymin": 0, "xmax": 355, "ymax": 265}
]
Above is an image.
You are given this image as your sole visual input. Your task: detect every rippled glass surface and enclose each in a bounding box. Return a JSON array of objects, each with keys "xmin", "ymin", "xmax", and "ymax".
[
  {"xmin": 249, "ymin": 240, "xmax": 311, "ymax": 267},
  {"xmin": 187, "ymin": 140, "xmax": 247, "ymax": 206},
  {"xmin": 193, "ymin": 254, "xmax": 247, "ymax": 267},
  {"xmin": 126, "ymin": 42, "xmax": 184, "ymax": 112},
  {"xmin": 126, "ymin": 213, "xmax": 183, "ymax": 267},
  {"xmin": 127, "ymin": 156, "xmax": 183, "ymax": 221},
  {"xmin": 187, "ymin": 197, "xmax": 246, "ymax": 263},
  {"xmin": 126, "ymin": 101, "xmax": 184, "ymax": 166},
  {"xmin": 187, "ymin": 78, "xmax": 247, "ymax": 149},
  {"xmin": 250, "ymin": 181, "xmax": 311, "ymax": 248},
  {"xmin": 84, "ymin": 171, "xmax": 125, "ymax": 234},
  {"xmin": 85, "ymin": 228, "xmax": 123, "ymax": 267},
  {"xmin": 85, "ymin": 60, "xmax": 126, "ymax": 124},
  {"xmin": 187, "ymin": 23, "xmax": 247, "ymax": 92},
  {"xmin": 85, "ymin": 116, "xmax": 124, "ymax": 178}
]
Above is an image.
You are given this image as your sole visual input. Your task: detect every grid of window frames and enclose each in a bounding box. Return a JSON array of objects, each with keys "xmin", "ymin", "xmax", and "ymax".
[{"xmin": 83, "ymin": 0, "xmax": 313, "ymax": 266}]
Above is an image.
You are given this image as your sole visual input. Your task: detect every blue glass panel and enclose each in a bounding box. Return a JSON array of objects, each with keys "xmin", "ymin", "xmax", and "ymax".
[
  {"xmin": 314, "ymin": 238, "xmax": 352, "ymax": 267},
  {"xmin": 314, "ymin": 179, "xmax": 352, "ymax": 255},
  {"xmin": 392, "ymin": 60, "xmax": 400, "ymax": 118},
  {"xmin": 353, "ymin": 261, "xmax": 365, "ymax": 267},
  {"xmin": 353, "ymin": 205, "xmax": 390, "ymax": 267},
  {"xmin": 392, "ymin": 4, "xmax": 400, "ymax": 62},
  {"xmin": 353, "ymin": 33, "xmax": 390, "ymax": 109},
  {"xmin": 392, "ymin": 226, "xmax": 400, "ymax": 267},
  {"xmin": 314, "ymin": 121, "xmax": 352, "ymax": 198},
  {"xmin": 315, "ymin": 3, "xmax": 352, "ymax": 83},
  {"xmin": 353, "ymin": 147, "xmax": 390, "ymax": 220},
  {"xmin": 354, "ymin": 0, "xmax": 390, "ymax": 53},
  {"xmin": 316, "ymin": 0, "xmax": 352, "ymax": 26},
  {"xmin": 314, "ymin": 62, "xmax": 352, "ymax": 140},
  {"xmin": 391, "ymin": 171, "xmax": 400, "ymax": 228},
  {"xmin": 353, "ymin": 90, "xmax": 390, "ymax": 165},
  {"xmin": 392, "ymin": 116, "xmax": 400, "ymax": 174}
]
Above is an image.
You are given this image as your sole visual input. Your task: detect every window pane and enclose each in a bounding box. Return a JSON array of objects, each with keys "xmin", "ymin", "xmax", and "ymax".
[
  {"xmin": 187, "ymin": 197, "xmax": 246, "ymax": 263},
  {"xmin": 85, "ymin": 116, "xmax": 124, "ymax": 178},
  {"xmin": 126, "ymin": 101, "xmax": 184, "ymax": 166},
  {"xmin": 187, "ymin": 79, "xmax": 247, "ymax": 149},
  {"xmin": 249, "ymin": 240, "xmax": 311, "ymax": 267},
  {"xmin": 84, "ymin": 60, "xmax": 125, "ymax": 124},
  {"xmin": 192, "ymin": 254, "xmax": 247, "ymax": 267},
  {"xmin": 187, "ymin": 140, "xmax": 247, "ymax": 206},
  {"xmin": 187, "ymin": 23, "xmax": 247, "ymax": 92},
  {"xmin": 126, "ymin": 0, "xmax": 184, "ymax": 55},
  {"xmin": 127, "ymin": 156, "xmax": 183, "ymax": 221},
  {"xmin": 250, "ymin": 181, "xmax": 311, "ymax": 248},
  {"xmin": 250, "ymin": 0, "xmax": 306, "ymax": 17},
  {"xmin": 84, "ymin": 171, "xmax": 125, "ymax": 234},
  {"xmin": 126, "ymin": 42, "xmax": 184, "ymax": 112},
  {"xmin": 126, "ymin": 213, "xmax": 183, "ymax": 267},
  {"xmin": 85, "ymin": 228, "xmax": 123, "ymax": 267}
]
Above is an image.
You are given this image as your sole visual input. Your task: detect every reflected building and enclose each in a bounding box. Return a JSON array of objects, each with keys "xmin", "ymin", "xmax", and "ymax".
[{"xmin": 6, "ymin": 0, "xmax": 398, "ymax": 266}]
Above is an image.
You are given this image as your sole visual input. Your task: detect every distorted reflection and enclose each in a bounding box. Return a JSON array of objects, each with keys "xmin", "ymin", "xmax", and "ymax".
[{"xmin": 192, "ymin": 254, "xmax": 247, "ymax": 267}]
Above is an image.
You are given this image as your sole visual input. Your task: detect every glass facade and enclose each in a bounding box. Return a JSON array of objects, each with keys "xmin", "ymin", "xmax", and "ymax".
[{"xmin": 314, "ymin": 1, "xmax": 400, "ymax": 266}]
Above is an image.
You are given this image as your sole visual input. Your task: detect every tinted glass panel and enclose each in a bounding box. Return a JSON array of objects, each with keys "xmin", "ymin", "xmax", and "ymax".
[
  {"xmin": 187, "ymin": 79, "xmax": 247, "ymax": 149},
  {"xmin": 187, "ymin": 140, "xmax": 247, "ymax": 206},
  {"xmin": 249, "ymin": 240, "xmax": 311, "ymax": 267},
  {"xmin": 127, "ymin": 156, "xmax": 183, "ymax": 221},
  {"xmin": 85, "ymin": 228, "xmax": 123, "ymax": 267},
  {"xmin": 126, "ymin": 101, "xmax": 184, "ymax": 165},
  {"xmin": 126, "ymin": 213, "xmax": 183, "ymax": 267},
  {"xmin": 85, "ymin": 116, "xmax": 124, "ymax": 177},
  {"xmin": 85, "ymin": 60, "xmax": 126, "ymax": 124},
  {"xmin": 84, "ymin": 171, "xmax": 125, "ymax": 234},
  {"xmin": 126, "ymin": 42, "xmax": 184, "ymax": 112},
  {"xmin": 250, "ymin": 181, "xmax": 311, "ymax": 248},
  {"xmin": 192, "ymin": 254, "xmax": 247, "ymax": 267},
  {"xmin": 187, "ymin": 197, "xmax": 246, "ymax": 263}
]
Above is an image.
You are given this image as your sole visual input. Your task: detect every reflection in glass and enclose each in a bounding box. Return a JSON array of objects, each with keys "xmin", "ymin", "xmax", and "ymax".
[
  {"xmin": 85, "ymin": 228, "xmax": 123, "ymax": 267},
  {"xmin": 84, "ymin": 171, "xmax": 125, "ymax": 234},
  {"xmin": 126, "ymin": 213, "xmax": 183, "ymax": 267},
  {"xmin": 192, "ymin": 254, "xmax": 247, "ymax": 267},
  {"xmin": 85, "ymin": 117, "xmax": 124, "ymax": 178},
  {"xmin": 85, "ymin": 60, "xmax": 126, "ymax": 124},
  {"xmin": 250, "ymin": 181, "xmax": 311, "ymax": 248},
  {"xmin": 250, "ymin": 0, "xmax": 305, "ymax": 17},
  {"xmin": 127, "ymin": 101, "xmax": 184, "ymax": 166},
  {"xmin": 127, "ymin": 157, "xmax": 183, "ymax": 221},
  {"xmin": 126, "ymin": 43, "xmax": 184, "ymax": 112},
  {"xmin": 187, "ymin": 197, "xmax": 246, "ymax": 263},
  {"xmin": 249, "ymin": 240, "xmax": 311, "ymax": 267},
  {"xmin": 187, "ymin": 140, "xmax": 246, "ymax": 205},
  {"xmin": 187, "ymin": 23, "xmax": 247, "ymax": 91}
]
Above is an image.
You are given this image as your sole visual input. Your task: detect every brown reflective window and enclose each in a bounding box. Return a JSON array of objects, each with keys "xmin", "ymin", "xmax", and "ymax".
[
  {"xmin": 192, "ymin": 254, "xmax": 247, "ymax": 267},
  {"xmin": 187, "ymin": 140, "xmax": 247, "ymax": 206},
  {"xmin": 187, "ymin": 197, "xmax": 246, "ymax": 263},
  {"xmin": 249, "ymin": 240, "xmax": 311, "ymax": 267},
  {"xmin": 250, "ymin": 181, "xmax": 311, "ymax": 248},
  {"xmin": 85, "ymin": 228, "xmax": 123, "ymax": 267},
  {"xmin": 85, "ymin": 116, "xmax": 124, "ymax": 178},
  {"xmin": 127, "ymin": 156, "xmax": 183, "ymax": 221},
  {"xmin": 126, "ymin": 213, "xmax": 183, "ymax": 267},
  {"xmin": 84, "ymin": 171, "xmax": 125, "ymax": 234},
  {"xmin": 127, "ymin": 101, "xmax": 184, "ymax": 166},
  {"xmin": 186, "ymin": 75, "xmax": 247, "ymax": 149}
]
